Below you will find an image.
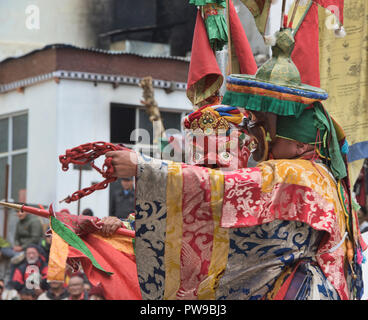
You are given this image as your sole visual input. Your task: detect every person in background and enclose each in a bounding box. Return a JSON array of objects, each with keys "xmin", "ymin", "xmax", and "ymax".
[
  {"xmin": 19, "ymin": 287, "xmax": 37, "ymax": 300},
  {"xmin": 39, "ymin": 233, "xmax": 52, "ymax": 263},
  {"xmin": 0, "ymin": 211, "xmax": 44, "ymax": 268},
  {"xmin": 67, "ymin": 273, "xmax": 88, "ymax": 300},
  {"xmin": 37, "ymin": 280, "xmax": 69, "ymax": 300},
  {"xmin": 0, "ymin": 236, "xmax": 11, "ymax": 256},
  {"xmin": 89, "ymin": 285, "xmax": 105, "ymax": 300},
  {"xmin": 0, "ymin": 278, "xmax": 19, "ymax": 300},
  {"xmin": 8, "ymin": 244, "xmax": 48, "ymax": 294},
  {"xmin": 0, "ymin": 237, "xmax": 12, "ymax": 282},
  {"xmin": 83, "ymin": 278, "xmax": 92, "ymax": 295},
  {"xmin": 110, "ymin": 177, "xmax": 135, "ymax": 219},
  {"xmin": 82, "ymin": 208, "xmax": 94, "ymax": 216},
  {"xmin": 358, "ymin": 206, "xmax": 368, "ymax": 233},
  {"xmin": 0, "ymin": 279, "xmax": 4, "ymax": 298}
]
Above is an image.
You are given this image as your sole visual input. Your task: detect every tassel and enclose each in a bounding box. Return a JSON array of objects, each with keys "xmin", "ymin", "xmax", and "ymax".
[
  {"xmin": 341, "ymin": 140, "xmax": 349, "ymax": 154},
  {"xmin": 264, "ymin": 34, "xmax": 277, "ymax": 46},
  {"xmin": 335, "ymin": 26, "xmax": 346, "ymax": 38},
  {"xmin": 347, "ymin": 240, "xmax": 358, "ymax": 279},
  {"xmin": 357, "ymin": 248, "xmax": 363, "ymax": 265},
  {"xmin": 347, "ymin": 240, "xmax": 354, "ymax": 263}
]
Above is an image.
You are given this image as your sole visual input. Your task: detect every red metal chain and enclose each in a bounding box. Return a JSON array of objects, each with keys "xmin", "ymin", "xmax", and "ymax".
[{"xmin": 59, "ymin": 141, "xmax": 125, "ymax": 203}]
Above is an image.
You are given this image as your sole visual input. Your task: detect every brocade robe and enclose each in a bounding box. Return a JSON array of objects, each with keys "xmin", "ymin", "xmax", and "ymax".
[{"xmin": 134, "ymin": 155, "xmax": 365, "ymax": 300}]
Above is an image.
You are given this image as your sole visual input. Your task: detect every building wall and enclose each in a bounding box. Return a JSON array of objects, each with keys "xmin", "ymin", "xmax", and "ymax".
[
  {"xmin": 0, "ymin": 0, "xmax": 114, "ymax": 61},
  {"xmin": 0, "ymin": 81, "xmax": 59, "ymax": 206},
  {"xmin": 0, "ymin": 78, "xmax": 191, "ymax": 219}
]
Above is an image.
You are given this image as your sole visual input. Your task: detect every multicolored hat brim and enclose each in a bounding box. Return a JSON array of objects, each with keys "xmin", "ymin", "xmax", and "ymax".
[{"xmin": 223, "ymin": 74, "xmax": 329, "ymax": 118}]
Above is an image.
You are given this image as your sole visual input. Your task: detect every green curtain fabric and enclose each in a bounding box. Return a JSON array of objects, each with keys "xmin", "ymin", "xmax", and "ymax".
[
  {"xmin": 222, "ymin": 91, "xmax": 308, "ymax": 118},
  {"xmin": 205, "ymin": 13, "xmax": 228, "ymax": 51},
  {"xmin": 189, "ymin": 0, "xmax": 226, "ymax": 7}
]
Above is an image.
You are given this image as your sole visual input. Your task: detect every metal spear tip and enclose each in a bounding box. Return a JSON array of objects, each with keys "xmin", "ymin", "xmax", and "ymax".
[{"xmin": 0, "ymin": 201, "xmax": 23, "ymax": 211}]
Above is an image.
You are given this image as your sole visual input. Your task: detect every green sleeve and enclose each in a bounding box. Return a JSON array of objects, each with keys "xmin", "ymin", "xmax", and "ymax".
[{"xmin": 0, "ymin": 237, "xmax": 10, "ymax": 248}]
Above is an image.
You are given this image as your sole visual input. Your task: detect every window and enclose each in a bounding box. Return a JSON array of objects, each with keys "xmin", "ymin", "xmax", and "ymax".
[
  {"xmin": 109, "ymin": 104, "xmax": 186, "ymax": 216},
  {"xmin": 0, "ymin": 113, "xmax": 28, "ymax": 202},
  {"xmin": 110, "ymin": 103, "xmax": 185, "ymax": 157},
  {"xmin": 110, "ymin": 105, "xmax": 136, "ymax": 144}
]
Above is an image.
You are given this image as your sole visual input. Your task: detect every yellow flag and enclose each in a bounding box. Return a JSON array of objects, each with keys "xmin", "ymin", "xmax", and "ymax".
[{"xmin": 318, "ymin": 0, "xmax": 368, "ymax": 185}]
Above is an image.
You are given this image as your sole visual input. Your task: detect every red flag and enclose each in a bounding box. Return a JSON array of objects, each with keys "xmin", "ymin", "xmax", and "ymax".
[
  {"xmin": 313, "ymin": 0, "xmax": 344, "ymax": 23},
  {"xmin": 228, "ymin": 0, "xmax": 258, "ymax": 75},
  {"xmin": 292, "ymin": 2, "xmax": 320, "ymax": 87},
  {"xmin": 291, "ymin": 0, "xmax": 344, "ymax": 88},
  {"xmin": 186, "ymin": 10, "xmax": 224, "ymax": 105},
  {"xmin": 48, "ymin": 211, "xmax": 141, "ymax": 300},
  {"xmin": 68, "ymin": 233, "xmax": 141, "ymax": 300}
]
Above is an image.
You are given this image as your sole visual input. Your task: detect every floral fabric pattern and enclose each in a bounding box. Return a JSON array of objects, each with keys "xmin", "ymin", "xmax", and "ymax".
[
  {"xmin": 134, "ymin": 157, "xmax": 363, "ymax": 300},
  {"xmin": 221, "ymin": 159, "xmax": 352, "ymax": 299},
  {"xmin": 135, "ymin": 155, "xmax": 169, "ymax": 300}
]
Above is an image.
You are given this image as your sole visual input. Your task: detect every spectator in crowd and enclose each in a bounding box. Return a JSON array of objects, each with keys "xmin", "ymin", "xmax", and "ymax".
[
  {"xmin": 0, "ymin": 279, "xmax": 3, "ymax": 297},
  {"xmin": 67, "ymin": 273, "xmax": 88, "ymax": 300},
  {"xmin": 82, "ymin": 208, "xmax": 94, "ymax": 216},
  {"xmin": 89, "ymin": 285, "xmax": 105, "ymax": 300},
  {"xmin": 0, "ymin": 210, "xmax": 44, "ymax": 267},
  {"xmin": 39, "ymin": 233, "xmax": 52, "ymax": 263},
  {"xmin": 8, "ymin": 244, "xmax": 48, "ymax": 294},
  {"xmin": 83, "ymin": 279, "xmax": 92, "ymax": 295},
  {"xmin": 0, "ymin": 237, "xmax": 12, "ymax": 281},
  {"xmin": 0, "ymin": 278, "xmax": 19, "ymax": 300},
  {"xmin": 19, "ymin": 287, "xmax": 37, "ymax": 300},
  {"xmin": 0, "ymin": 236, "xmax": 11, "ymax": 255},
  {"xmin": 110, "ymin": 177, "xmax": 135, "ymax": 219},
  {"xmin": 37, "ymin": 281, "xmax": 69, "ymax": 300},
  {"xmin": 359, "ymin": 206, "xmax": 368, "ymax": 233}
]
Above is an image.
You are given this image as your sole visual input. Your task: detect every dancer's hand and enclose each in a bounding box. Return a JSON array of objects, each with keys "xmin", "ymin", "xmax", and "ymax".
[
  {"xmin": 100, "ymin": 216, "xmax": 123, "ymax": 237},
  {"xmin": 105, "ymin": 149, "xmax": 138, "ymax": 178}
]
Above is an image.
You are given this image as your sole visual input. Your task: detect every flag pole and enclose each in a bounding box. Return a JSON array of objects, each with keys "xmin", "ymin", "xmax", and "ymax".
[
  {"xmin": 226, "ymin": 0, "xmax": 232, "ymax": 76},
  {"xmin": 289, "ymin": 0, "xmax": 301, "ymax": 28},
  {"xmin": 281, "ymin": 0, "xmax": 287, "ymax": 30},
  {"xmin": 77, "ymin": 166, "xmax": 82, "ymax": 215}
]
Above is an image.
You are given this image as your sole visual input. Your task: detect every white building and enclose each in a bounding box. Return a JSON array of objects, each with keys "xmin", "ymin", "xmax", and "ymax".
[{"xmin": 0, "ymin": 45, "xmax": 191, "ymax": 239}]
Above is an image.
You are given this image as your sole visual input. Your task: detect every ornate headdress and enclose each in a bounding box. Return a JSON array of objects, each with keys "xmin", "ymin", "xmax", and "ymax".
[
  {"xmin": 183, "ymin": 104, "xmax": 244, "ymax": 134},
  {"xmin": 183, "ymin": 104, "xmax": 252, "ymax": 169}
]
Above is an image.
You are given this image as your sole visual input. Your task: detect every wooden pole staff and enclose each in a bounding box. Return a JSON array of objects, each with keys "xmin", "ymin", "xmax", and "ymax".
[
  {"xmin": 281, "ymin": 0, "xmax": 287, "ymax": 30},
  {"xmin": 289, "ymin": 0, "xmax": 301, "ymax": 28},
  {"xmin": 2, "ymin": 164, "xmax": 9, "ymax": 239},
  {"xmin": 226, "ymin": 0, "xmax": 232, "ymax": 76},
  {"xmin": 77, "ymin": 166, "xmax": 82, "ymax": 215}
]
